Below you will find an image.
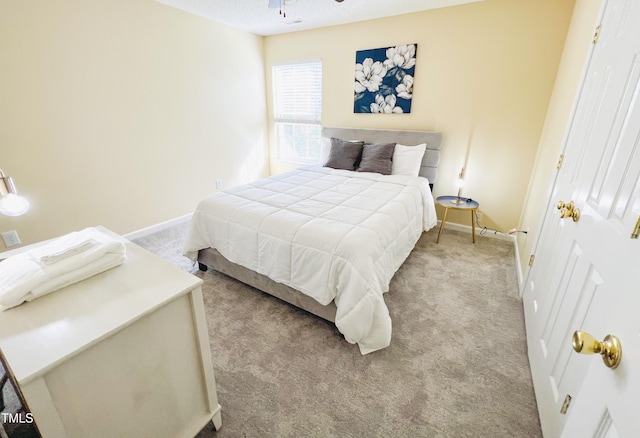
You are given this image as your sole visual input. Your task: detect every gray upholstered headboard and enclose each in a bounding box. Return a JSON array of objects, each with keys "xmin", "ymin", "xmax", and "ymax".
[{"xmin": 321, "ymin": 127, "xmax": 443, "ymax": 187}]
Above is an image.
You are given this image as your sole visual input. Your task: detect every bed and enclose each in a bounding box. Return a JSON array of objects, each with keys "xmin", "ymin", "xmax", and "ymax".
[{"xmin": 184, "ymin": 127, "xmax": 442, "ymax": 354}]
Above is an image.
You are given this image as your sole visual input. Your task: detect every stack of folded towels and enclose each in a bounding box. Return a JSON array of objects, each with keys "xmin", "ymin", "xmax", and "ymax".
[{"xmin": 0, "ymin": 227, "xmax": 127, "ymax": 311}]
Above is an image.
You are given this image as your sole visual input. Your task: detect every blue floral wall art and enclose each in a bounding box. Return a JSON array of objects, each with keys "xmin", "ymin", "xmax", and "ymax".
[{"xmin": 354, "ymin": 43, "xmax": 417, "ymax": 114}]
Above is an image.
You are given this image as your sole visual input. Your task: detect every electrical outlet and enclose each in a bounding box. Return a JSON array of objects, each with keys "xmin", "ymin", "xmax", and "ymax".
[
  {"xmin": 216, "ymin": 179, "xmax": 222, "ymax": 189},
  {"xmin": 2, "ymin": 230, "xmax": 21, "ymax": 247},
  {"xmin": 476, "ymin": 212, "xmax": 483, "ymax": 223}
]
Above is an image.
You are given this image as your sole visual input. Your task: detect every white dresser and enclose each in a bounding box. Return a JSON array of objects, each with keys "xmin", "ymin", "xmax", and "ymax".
[{"xmin": 0, "ymin": 228, "xmax": 221, "ymax": 437}]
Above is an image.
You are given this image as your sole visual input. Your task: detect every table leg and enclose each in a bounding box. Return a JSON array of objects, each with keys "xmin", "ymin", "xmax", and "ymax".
[
  {"xmin": 436, "ymin": 207, "xmax": 450, "ymax": 243},
  {"xmin": 471, "ymin": 209, "xmax": 476, "ymax": 243},
  {"xmin": 212, "ymin": 410, "xmax": 222, "ymax": 430}
]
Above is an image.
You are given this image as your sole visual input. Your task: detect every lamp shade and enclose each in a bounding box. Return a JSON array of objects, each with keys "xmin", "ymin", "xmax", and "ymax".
[
  {"xmin": 0, "ymin": 169, "xmax": 30, "ymax": 216},
  {"xmin": 0, "ymin": 193, "xmax": 30, "ymax": 216}
]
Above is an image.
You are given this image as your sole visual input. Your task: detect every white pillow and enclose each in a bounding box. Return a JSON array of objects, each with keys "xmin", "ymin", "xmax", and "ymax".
[
  {"xmin": 391, "ymin": 143, "xmax": 427, "ymax": 176},
  {"xmin": 319, "ymin": 137, "xmax": 331, "ymax": 164}
]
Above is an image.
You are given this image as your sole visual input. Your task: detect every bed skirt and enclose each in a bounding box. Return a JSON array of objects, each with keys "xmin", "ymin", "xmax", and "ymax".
[{"xmin": 198, "ymin": 248, "xmax": 338, "ymax": 323}]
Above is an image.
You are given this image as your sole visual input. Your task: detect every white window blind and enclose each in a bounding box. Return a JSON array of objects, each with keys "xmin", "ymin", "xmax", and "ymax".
[
  {"xmin": 273, "ymin": 60, "xmax": 322, "ymax": 123},
  {"xmin": 272, "ymin": 60, "xmax": 322, "ymax": 162}
]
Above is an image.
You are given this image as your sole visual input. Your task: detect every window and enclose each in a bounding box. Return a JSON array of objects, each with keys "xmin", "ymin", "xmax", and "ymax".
[{"xmin": 272, "ymin": 60, "xmax": 322, "ymax": 163}]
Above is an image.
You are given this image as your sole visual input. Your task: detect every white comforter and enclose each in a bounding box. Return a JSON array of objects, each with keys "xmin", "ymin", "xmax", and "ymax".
[{"xmin": 184, "ymin": 166, "xmax": 437, "ymax": 354}]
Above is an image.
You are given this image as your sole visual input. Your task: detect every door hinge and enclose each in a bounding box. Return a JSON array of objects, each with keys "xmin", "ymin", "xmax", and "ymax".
[
  {"xmin": 560, "ymin": 394, "xmax": 572, "ymax": 414},
  {"xmin": 593, "ymin": 25, "xmax": 601, "ymax": 44},
  {"xmin": 556, "ymin": 154, "xmax": 564, "ymax": 170},
  {"xmin": 631, "ymin": 215, "xmax": 640, "ymax": 239},
  {"xmin": 529, "ymin": 255, "xmax": 535, "ymax": 267}
]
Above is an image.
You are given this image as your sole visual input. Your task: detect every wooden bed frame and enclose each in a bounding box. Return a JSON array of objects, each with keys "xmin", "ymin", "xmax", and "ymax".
[{"xmin": 198, "ymin": 127, "xmax": 443, "ymax": 322}]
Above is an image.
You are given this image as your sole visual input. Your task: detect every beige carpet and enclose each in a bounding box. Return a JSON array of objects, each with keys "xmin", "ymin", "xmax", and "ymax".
[{"xmin": 133, "ymin": 225, "xmax": 541, "ymax": 437}]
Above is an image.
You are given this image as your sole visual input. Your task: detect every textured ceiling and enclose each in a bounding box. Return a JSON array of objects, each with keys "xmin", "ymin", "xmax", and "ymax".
[{"xmin": 153, "ymin": 0, "xmax": 484, "ymax": 36}]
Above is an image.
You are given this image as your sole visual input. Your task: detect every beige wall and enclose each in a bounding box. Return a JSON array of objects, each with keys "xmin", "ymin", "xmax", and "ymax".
[
  {"xmin": 0, "ymin": 0, "xmax": 269, "ymax": 249},
  {"xmin": 1, "ymin": 0, "xmax": 589, "ymax": 254},
  {"xmin": 265, "ymin": 0, "xmax": 575, "ymax": 232},
  {"xmin": 516, "ymin": 0, "xmax": 603, "ymax": 275}
]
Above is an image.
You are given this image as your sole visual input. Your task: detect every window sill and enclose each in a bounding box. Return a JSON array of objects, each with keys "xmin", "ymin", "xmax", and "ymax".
[
  {"xmin": 270, "ymin": 158, "xmax": 322, "ymax": 176},
  {"xmin": 272, "ymin": 157, "xmax": 320, "ymax": 167}
]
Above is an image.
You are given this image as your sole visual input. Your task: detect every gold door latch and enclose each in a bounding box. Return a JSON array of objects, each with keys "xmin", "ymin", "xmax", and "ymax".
[
  {"xmin": 557, "ymin": 201, "xmax": 580, "ymax": 222},
  {"xmin": 572, "ymin": 330, "xmax": 622, "ymax": 369},
  {"xmin": 631, "ymin": 215, "xmax": 640, "ymax": 239},
  {"xmin": 560, "ymin": 394, "xmax": 572, "ymax": 415}
]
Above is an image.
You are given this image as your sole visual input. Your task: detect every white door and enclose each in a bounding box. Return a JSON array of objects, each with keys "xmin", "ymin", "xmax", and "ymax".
[{"xmin": 523, "ymin": 0, "xmax": 640, "ymax": 436}]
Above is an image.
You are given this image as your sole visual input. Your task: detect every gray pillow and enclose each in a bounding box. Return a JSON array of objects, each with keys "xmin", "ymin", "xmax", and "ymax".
[
  {"xmin": 357, "ymin": 142, "xmax": 396, "ymax": 175},
  {"xmin": 324, "ymin": 138, "xmax": 364, "ymax": 170}
]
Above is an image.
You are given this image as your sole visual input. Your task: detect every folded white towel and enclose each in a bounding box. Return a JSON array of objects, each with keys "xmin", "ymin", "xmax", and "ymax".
[
  {"xmin": 37, "ymin": 239, "xmax": 98, "ymax": 265},
  {"xmin": 33, "ymin": 252, "xmax": 126, "ymax": 296},
  {"xmin": 0, "ymin": 227, "xmax": 127, "ymax": 311},
  {"xmin": 0, "ymin": 255, "xmax": 44, "ymax": 306}
]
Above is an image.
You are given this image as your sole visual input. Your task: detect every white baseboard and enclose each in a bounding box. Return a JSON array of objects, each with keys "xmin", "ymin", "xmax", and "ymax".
[
  {"xmin": 436, "ymin": 220, "xmax": 523, "ymax": 294},
  {"xmin": 124, "ymin": 213, "xmax": 193, "ymax": 241},
  {"xmin": 0, "ymin": 215, "xmax": 193, "ymax": 259},
  {"xmin": 436, "ymin": 220, "xmax": 513, "ymax": 242},
  {"xmin": 513, "ymin": 242, "xmax": 524, "ymax": 296}
]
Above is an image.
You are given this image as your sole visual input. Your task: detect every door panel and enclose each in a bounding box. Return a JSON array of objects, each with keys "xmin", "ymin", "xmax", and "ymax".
[
  {"xmin": 524, "ymin": 0, "xmax": 640, "ymax": 435},
  {"xmin": 587, "ymin": 54, "xmax": 640, "ymax": 222}
]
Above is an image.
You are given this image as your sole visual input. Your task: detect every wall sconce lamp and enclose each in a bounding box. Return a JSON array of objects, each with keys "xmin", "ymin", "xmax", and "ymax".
[
  {"xmin": 0, "ymin": 169, "xmax": 30, "ymax": 216},
  {"xmin": 451, "ymin": 166, "xmax": 466, "ymax": 205}
]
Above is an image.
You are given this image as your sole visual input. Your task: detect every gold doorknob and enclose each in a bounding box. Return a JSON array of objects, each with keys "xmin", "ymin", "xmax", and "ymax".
[
  {"xmin": 572, "ymin": 331, "xmax": 622, "ymax": 369},
  {"xmin": 557, "ymin": 201, "xmax": 580, "ymax": 222},
  {"xmin": 563, "ymin": 206, "xmax": 580, "ymax": 222},
  {"xmin": 559, "ymin": 204, "xmax": 574, "ymax": 218},
  {"xmin": 570, "ymin": 207, "xmax": 580, "ymax": 222}
]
